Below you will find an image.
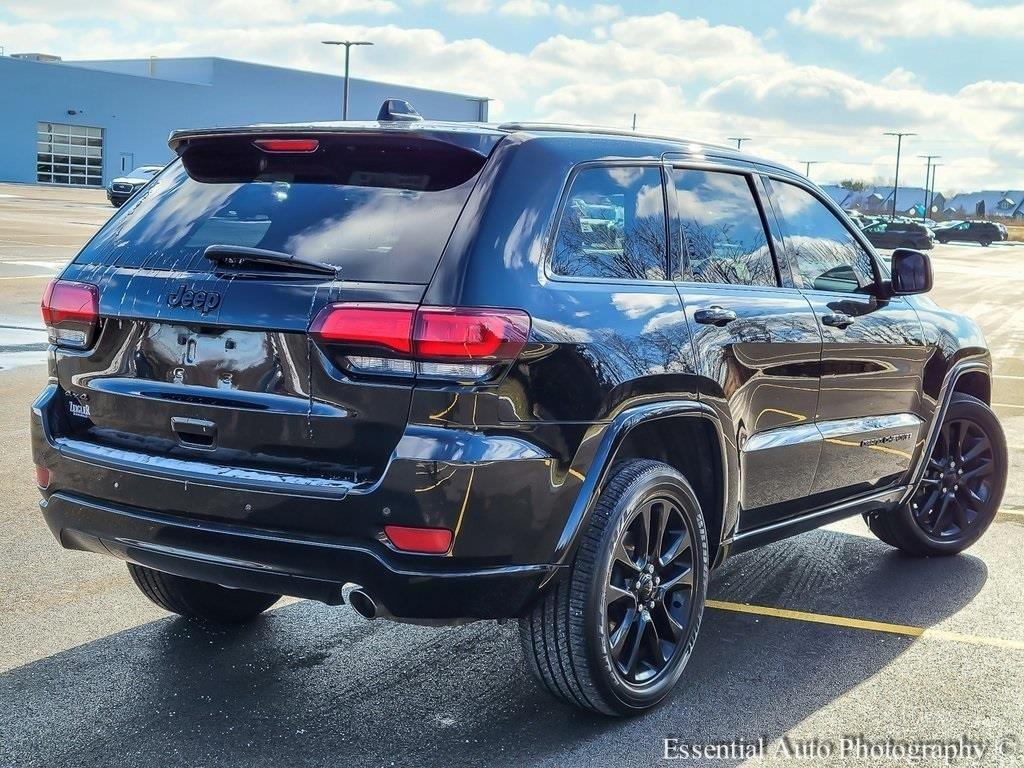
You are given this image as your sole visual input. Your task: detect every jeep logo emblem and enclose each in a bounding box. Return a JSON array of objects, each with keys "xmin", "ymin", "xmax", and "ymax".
[{"xmin": 167, "ymin": 284, "xmax": 222, "ymax": 314}]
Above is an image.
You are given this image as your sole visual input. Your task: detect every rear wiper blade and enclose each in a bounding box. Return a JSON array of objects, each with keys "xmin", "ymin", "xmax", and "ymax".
[{"xmin": 203, "ymin": 244, "xmax": 339, "ymax": 277}]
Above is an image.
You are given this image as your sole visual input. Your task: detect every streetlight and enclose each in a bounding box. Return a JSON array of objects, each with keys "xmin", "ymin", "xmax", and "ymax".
[
  {"xmin": 322, "ymin": 40, "xmax": 374, "ymax": 120},
  {"xmin": 884, "ymin": 131, "xmax": 916, "ymax": 220},
  {"xmin": 800, "ymin": 160, "xmax": 821, "ymax": 179},
  {"xmin": 918, "ymin": 154, "xmax": 941, "ymax": 221},
  {"xmin": 929, "ymin": 163, "xmax": 943, "ymax": 218},
  {"xmin": 727, "ymin": 136, "xmax": 750, "ymax": 150}
]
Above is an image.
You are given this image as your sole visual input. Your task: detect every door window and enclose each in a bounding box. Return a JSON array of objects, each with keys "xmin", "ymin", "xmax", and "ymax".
[
  {"xmin": 551, "ymin": 166, "xmax": 667, "ymax": 281},
  {"xmin": 772, "ymin": 181, "xmax": 876, "ymax": 294},
  {"xmin": 672, "ymin": 169, "xmax": 777, "ymax": 287}
]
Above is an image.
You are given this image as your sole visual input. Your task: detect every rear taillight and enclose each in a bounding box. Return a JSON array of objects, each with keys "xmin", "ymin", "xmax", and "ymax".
[
  {"xmin": 41, "ymin": 279, "xmax": 99, "ymax": 349},
  {"xmin": 35, "ymin": 465, "xmax": 51, "ymax": 490},
  {"xmin": 309, "ymin": 304, "xmax": 530, "ymax": 382}
]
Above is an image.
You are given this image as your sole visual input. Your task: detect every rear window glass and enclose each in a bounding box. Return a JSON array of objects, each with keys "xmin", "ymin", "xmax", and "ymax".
[{"xmin": 75, "ymin": 135, "xmax": 490, "ymax": 283}]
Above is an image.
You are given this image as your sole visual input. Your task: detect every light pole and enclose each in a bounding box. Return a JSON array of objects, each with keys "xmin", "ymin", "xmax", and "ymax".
[
  {"xmin": 727, "ymin": 136, "xmax": 750, "ymax": 150},
  {"xmin": 322, "ymin": 40, "xmax": 373, "ymax": 120},
  {"xmin": 884, "ymin": 131, "xmax": 916, "ymax": 220},
  {"xmin": 929, "ymin": 164, "xmax": 942, "ymax": 218},
  {"xmin": 800, "ymin": 160, "xmax": 821, "ymax": 179},
  {"xmin": 918, "ymin": 154, "xmax": 941, "ymax": 221}
]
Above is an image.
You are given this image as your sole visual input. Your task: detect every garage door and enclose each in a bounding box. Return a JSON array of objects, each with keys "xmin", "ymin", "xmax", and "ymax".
[{"xmin": 37, "ymin": 122, "xmax": 104, "ymax": 187}]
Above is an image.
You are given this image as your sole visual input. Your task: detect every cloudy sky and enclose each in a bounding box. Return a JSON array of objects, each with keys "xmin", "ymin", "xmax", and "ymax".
[{"xmin": 2, "ymin": 0, "xmax": 1022, "ymax": 192}]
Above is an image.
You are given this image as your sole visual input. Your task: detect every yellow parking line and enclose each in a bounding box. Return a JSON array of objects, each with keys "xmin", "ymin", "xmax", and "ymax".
[
  {"xmin": 706, "ymin": 599, "xmax": 1024, "ymax": 651},
  {"xmin": 993, "ymin": 402, "xmax": 1024, "ymax": 409},
  {"xmin": 0, "ymin": 274, "xmax": 53, "ymax": 280}
]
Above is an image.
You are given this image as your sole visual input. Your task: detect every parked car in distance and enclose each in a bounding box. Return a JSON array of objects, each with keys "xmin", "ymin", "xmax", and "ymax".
[
  {"xmin": 935, "ymin": 220, "xmax": 1004, "ymax": 246},
  {"xmin": 106, "ymin": 165, "xmax": 163, "ymax": 207},
  {"xmin": 33, "ymin": 111, "xmax": 1008, "ymax": 716},
  {"xmin": 861, "ymin": 220, "xmax": 935, "ymax": 250}
]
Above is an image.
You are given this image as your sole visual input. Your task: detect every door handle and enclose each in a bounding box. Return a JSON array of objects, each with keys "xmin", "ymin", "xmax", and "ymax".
[
  {"xmin": 822, "ymin": 312, "xmax": 855, "ymax": 329},
  {"xmin": 693, "ymin": 306, "xmax": 737, "ymax": 326}
]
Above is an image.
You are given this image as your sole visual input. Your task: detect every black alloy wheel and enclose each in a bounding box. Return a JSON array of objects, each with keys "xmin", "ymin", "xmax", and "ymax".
[
  {"xmin": 519, "ymin": 460, "xmax": 708, "ymax": 715},
  {"xmin": 911, "ymin": 417, "xmax": 994, "ymax": 539},
  {"xmin": 865, "ymin": 393, "xmax": 1006, "ymax": 556},
  {"xmin": 605, "ymin": 494, "xmax": 697, "ymax": 685}
]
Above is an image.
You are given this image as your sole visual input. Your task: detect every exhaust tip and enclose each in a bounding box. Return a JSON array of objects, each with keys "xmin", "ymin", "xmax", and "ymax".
[{"xmin": 348, "ymin": 588, "xmax": 377, "ymax": 620}]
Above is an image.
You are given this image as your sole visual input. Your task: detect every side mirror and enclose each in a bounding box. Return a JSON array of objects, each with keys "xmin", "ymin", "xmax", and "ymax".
[{"xmin": 890, "ymin": 248, "xmax": 932, "ymax": 295}]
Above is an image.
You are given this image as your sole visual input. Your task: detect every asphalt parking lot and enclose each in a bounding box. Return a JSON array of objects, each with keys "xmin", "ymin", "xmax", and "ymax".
[{"xmin": 1, "ymin": 182, "xmax": 1022, "ymax": 767}]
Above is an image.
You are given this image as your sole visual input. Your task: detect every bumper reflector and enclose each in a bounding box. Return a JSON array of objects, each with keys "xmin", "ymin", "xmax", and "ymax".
[
  {"xmin": 384, "ymin": 525, "xmax": 453, "ymax": 554},
  {"xmin": 35, "ymin": 465, "xmax": 51, "ymax": 489}
]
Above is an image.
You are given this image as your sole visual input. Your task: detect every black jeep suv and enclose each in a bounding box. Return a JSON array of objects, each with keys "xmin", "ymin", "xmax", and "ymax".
[
  {"xmin": 935, "ymin": 220, "xmax": 1003, "ymax": 246},
  {"xmin": 31, "ymin": 115, "xmax": 1007, "ymax": 716},
  {"xmin": 861, "ymin": 219, "xmax": 934, "ymax": 251}
]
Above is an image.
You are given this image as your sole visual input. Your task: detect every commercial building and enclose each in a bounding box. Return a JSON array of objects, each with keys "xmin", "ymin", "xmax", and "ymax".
[{"xmin": 0, "ymin": 53, "xmax": 488, "ymax": 188}]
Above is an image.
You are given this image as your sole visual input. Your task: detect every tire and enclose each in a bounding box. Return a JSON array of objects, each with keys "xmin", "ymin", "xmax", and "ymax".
[
  {"xmin": 519, "ymin": 460, "xmax": 709, "ymax": 716},
  {"xmin": 127, "ymin": 563, "xmax": 280, "ymax": 624},
  {"xmin": 865, "ymin": 393, "xmax": 1007, "ymax": 556},
  {"xmin": 980, "ymin": 239, "xmax": 991, "ymax": 247}
]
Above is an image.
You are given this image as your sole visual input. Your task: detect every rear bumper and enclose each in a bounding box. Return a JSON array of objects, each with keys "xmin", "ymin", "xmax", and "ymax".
[
  {"xmin": 31, "ymin": 384, "xmax": 581, "ymax": 620},
  {"xmin": 41, "ymin": 491, "xmax": 553, "ymax": 620}
]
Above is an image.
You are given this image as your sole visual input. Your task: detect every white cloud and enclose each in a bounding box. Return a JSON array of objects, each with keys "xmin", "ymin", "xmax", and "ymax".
[
  {"xmin": 444, "ymin": 0, "xmax": 492, "ymax": 12},
  {"xmin": 1, "ymin": 0, "xmax": 398, "ymax": 24},
  {"xmin": 698, "ymin": 66, "xmax": 954, "ymax": 129},
  {"xmin": 498, "ymin": 1, "xmax": 621, "ymax": 24},
  {"xmin": 789, "ymin": 0, "xmax": 1024, "ymax": 47},
  {"xmin": 499, "ymin": 0, "xmax": 551, "ymax": 16},
  {"xmin": 555, "ymin": 3, "xmax": 620, "ymax": 24},
  {"xmin": 880, "ymin": 67, "xmax": 918, "ymax": 89},
  {"xmin": 959, "ymin": 79, "xmax": 1024, "ymax": 110}
]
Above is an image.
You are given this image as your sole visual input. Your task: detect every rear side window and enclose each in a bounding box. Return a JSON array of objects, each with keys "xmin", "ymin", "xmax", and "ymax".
[
  {"xmin": 551, "ymin": 165, "xmax": 667, "ymax": 281},
  {"xmin": 672, "ymin": 169, "xmax": 777, "ymax": 287},
  {"xmin": 74, "ymin": 134, "xmax": 491, "ymax": 284},
  {"xmin": 771, "ymin": 181, "xmax": 876, "ymax": 294}
]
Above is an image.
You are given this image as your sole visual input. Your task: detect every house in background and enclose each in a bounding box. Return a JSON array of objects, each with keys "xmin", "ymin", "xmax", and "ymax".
[
  {"xmin": 820, "ymin": 184, "xmax": 945, "ymax": 217},
  {"xmin": 871, "ymin": 187, "xmax": 945, "ymax": 217},
  {"xmin": 820, "ymin": 184, "xmax": 854, "ymax": 208},
  {"xmin": 944, "ymin": 190, "xmax": 1024, "ymax": 219}
]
